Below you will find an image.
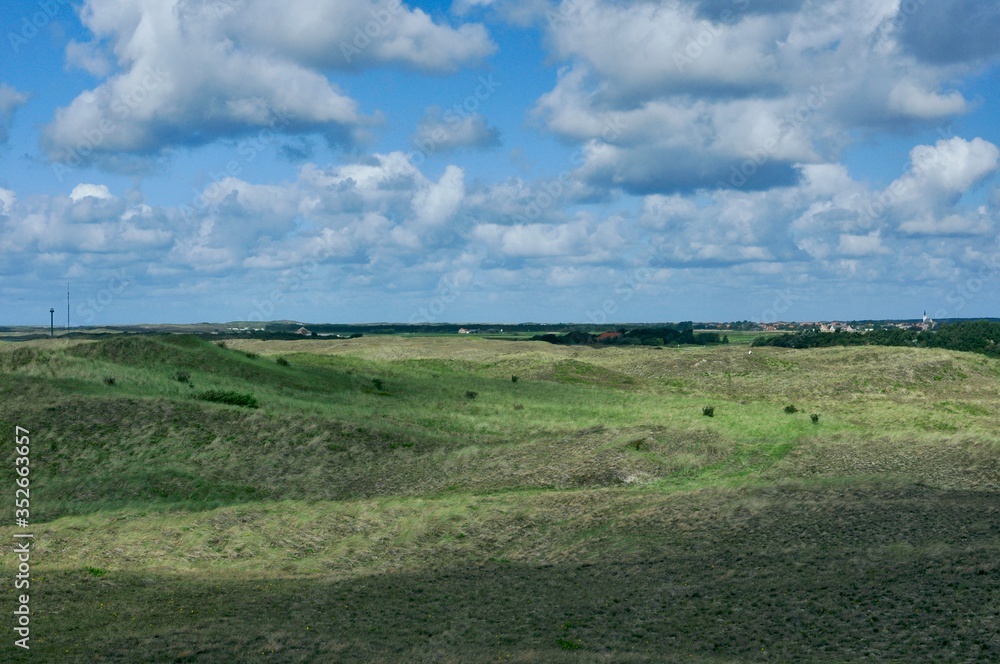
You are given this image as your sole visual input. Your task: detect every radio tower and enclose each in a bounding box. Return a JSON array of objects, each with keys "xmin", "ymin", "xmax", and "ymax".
[{"xmin": 67, "ymin": 283, "xmax": 70, "ymax": 329}]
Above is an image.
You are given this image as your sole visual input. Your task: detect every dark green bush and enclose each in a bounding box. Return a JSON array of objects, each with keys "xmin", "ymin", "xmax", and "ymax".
[
  {"xmin": 511, "ymin": 375, "xmax": 519, "ymax": 383},
  {"xmin": 784, "ymin": 404, "xmax": 798, "ymax": 414},
  {"xmin": 173, "ymin": 371, "xmax": 191, "ymax": 383},
  {"xmin": 557, "ymin": 638, "xmax": 581, "ymax": 651},
  {"xmin": 196, "ymin": 390, "xmax": 259, "ymax": 409},
  {"xmin": 372, "ymin": 378, "xmax": 384, "ymax": 391},
  {"xmin": 103, "ymin": 376, "xmax": 116, "ymax": 386},
  {"xmin": 465, "ymin": 390, "xmax": 478, "ymax": 400},
  {"xmin": 702, "ymin": 405, "xmax": 714, "ymax": 417},
  {"xmin": 811, "ymin": 413, "xmax": 820, "ymax": 424},
  {"xmin": 276, "ymin": 357, "xmax": 290, "ymax": 367}
]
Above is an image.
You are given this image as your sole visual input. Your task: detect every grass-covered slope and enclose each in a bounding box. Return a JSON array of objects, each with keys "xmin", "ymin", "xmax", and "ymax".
[{"xmin": 1, "ymin": 334, "xmax": 999, "ymax": 661}]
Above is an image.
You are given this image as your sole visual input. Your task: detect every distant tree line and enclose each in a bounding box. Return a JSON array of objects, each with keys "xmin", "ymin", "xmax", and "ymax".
[
  {"xmin": 531, "ymin": 327, "xmax": 729, "ymax": 347},
  {"xmin": 923, "ymin": 320, "xmax": 1000, "ymax": 356},
  {"xmin": 751, "ymin": 320, "xmax": 1000, "ymax": 358},
  {"xmin": 264, "ymin": 322, "xmax": 583, "ymax": 335}
]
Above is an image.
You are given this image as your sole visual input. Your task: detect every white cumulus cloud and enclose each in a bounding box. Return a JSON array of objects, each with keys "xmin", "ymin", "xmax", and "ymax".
[{"xmin": 41, "ymin": 0, "xmax": 495, "ymax": 163}]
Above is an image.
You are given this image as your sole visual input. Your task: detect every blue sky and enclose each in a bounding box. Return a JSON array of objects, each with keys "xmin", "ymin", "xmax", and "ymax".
[{"xmin": 2, "ymin": 0, "xmax": 1000, "ymax": 326}]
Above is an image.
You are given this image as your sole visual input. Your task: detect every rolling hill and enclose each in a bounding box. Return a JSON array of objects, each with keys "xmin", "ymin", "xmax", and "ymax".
[{"xmin": 2, "ymin": 334, "xmax": 999, "ymax": 662}]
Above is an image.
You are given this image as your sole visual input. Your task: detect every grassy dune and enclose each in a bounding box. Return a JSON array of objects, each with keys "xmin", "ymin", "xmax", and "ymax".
[{"xmin": 1, "ymin": 334, "xmax": 999, "ymax": 661}]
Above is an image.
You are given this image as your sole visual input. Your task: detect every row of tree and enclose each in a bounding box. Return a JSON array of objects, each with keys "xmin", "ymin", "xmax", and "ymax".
[
  {"xmin": 532, "ymin": 327, "xmax": 728, "ymax": 347},
  {"xmin": 751, "ymin": 320, "xmax": 1000, "ymax": 357}
]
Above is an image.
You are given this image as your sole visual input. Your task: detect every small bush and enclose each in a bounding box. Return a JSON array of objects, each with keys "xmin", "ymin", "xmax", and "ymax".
[
  {"xmin": 811, "ymin": 413, "xmax": 820, "ymax": 424},
  {"xmin": 216, "ymin": 341, "xmax": 227, "ymax": 349},
  {"xmin": 85, "ymin": 567, "xmax": 107, "ymax": 577},
  {"xmin": 511, "ymin": 375, "xmax": 519, "ymax": 383},
  {"xmin": 557, "ymin": 638, "xmax": 581, "ymax": 651},
  {"xmin": 702, "ymin": 405, "xmax": 714, "ymax": 417},
  {"xmin": 465, "ymin": 390, "xmax": 478, "ymax": 400},
  {"xmin": 372, "ymin": 378, "xmax": 384, "ymax": 391},
  {"xmin": 276, "ymin": 357, "xmax": 290, "ymax": 367},
  {"xmin": 784, "ymin": 404, "xmax": 798, "ymax": 414},
  {"xmin": 243, "ymin": 351, "xmax": 259, "ymax": 360},
  {"xmin": 513, "ymin": 403, "xmax": 524, "ymax": 410},
  {"xmin": 103, "ymin": 376, "xmax": 116, "ymax": 386},
  {"xmin": 196, "ymin": 390, "xmax": 259, "ymax": 409},
  {"xmin": 173, "ymin": 371, "xmax": 191, "ymax": 383},
  {"xmin": 628, "ymin": 438, "xmax": 646, "ymax": 451}
]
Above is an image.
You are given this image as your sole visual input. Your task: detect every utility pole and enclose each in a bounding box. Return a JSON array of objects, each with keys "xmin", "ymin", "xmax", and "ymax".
[
  {"xmin": 67, "ymin": 284, "xmax": 70, "ymax": 329},
  {"xmin": 49, "ymin": 308, "xmax": 55, "ymax": 338}
]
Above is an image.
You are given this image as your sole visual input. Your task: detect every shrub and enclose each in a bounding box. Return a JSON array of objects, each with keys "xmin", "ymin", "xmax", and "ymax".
[
  {"xmin": 216, "ymin": 341, "xmax": 227, "ymax": 349},
  {"xmin": 513, "ymin": 403, "xmax": 524, "ymax": 410},
  {"xmin": 103, "ymin": 376, "xmax": 116, "ymax": 386},
  {"xmin": 173, "ymin": 371, "xmax": 191, "ymax": 383},
  {"xmin": 465, "ymin": 390, "xmax": 478, "ymax": 400},
  {"xmin": 702, "ymin": 405, "xmax": 714, "ymax": 417},
  {"xmin": 811, "ymin": 413, "xmax": 820, "ymax": 424},
  {"xmin": 372, "ymin": 378, "xmax": 384, "ymax": 391},
  {"xmin": 196, "ymin": 390, "xmax": 259, "ymax": 409},
  {"xmin": 557, "ymin": 638, "xmax": 581, "ymax": 651},
  {"xmin": 511, "ymin": 375, "xmax": 519, "ymax": 383},
  {"xmin": 784, "ymin": 404, "xmax": 798, "ymax": 414},
  {"xmin": 243, "ymin": 351, "xmax": 259, "ymax": 360},
  {"xmin": 389, "ymin": 442, "xmax": 415, "ymax": 450},
  {"xmin": 276, "ymin": 357, "xmax": 290, "ymax": 367}
]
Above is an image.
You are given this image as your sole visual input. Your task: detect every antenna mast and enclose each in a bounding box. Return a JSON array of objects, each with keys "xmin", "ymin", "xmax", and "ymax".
[{"xmin": 67, "ymin": 283, "xmax": 70, "ymax": 329}]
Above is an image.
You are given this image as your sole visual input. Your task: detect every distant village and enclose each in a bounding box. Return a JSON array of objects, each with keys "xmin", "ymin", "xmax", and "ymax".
[
  {"xmin": 215, "ymin": 314, "xmax": 942, "ymax": 338},
  {"xmin": 734, "ymin": 311, "xmax": 937, "ymax": 334}
]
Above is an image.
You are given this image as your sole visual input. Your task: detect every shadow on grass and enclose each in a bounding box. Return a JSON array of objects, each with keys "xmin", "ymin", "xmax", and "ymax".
[
  {"xmin": 13, "ymin": 485, "xmax": 1000, "ymax": 663},
  {"xmin": 34, "ymin": 469, "xmax": 263, "ymax": 521}
]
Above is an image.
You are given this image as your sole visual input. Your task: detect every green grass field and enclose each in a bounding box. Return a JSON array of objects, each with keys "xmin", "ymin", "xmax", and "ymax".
[{"xmin": 1, "ymin": 334, "xmax": 999, "ymax": 662}]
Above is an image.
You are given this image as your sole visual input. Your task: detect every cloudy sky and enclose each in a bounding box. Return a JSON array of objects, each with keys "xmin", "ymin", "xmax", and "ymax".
[{"xmin": 2, "ymin": 0, "xmax": 1000, "ymax": 325}]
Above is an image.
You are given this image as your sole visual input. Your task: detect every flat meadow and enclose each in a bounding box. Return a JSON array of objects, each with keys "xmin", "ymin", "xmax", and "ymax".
[{"xmin": 1, "ymin": 333, "xmax": 999, "ymax": 662}]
